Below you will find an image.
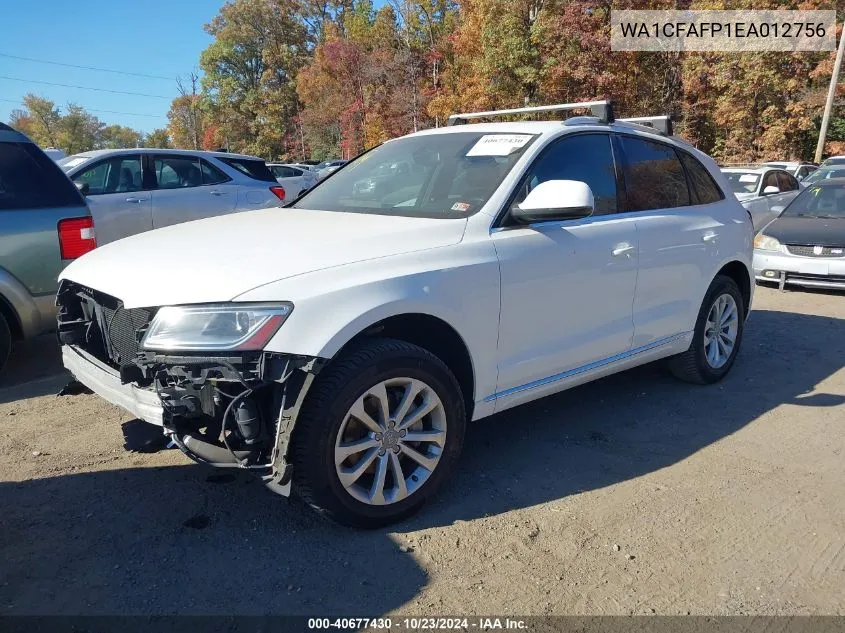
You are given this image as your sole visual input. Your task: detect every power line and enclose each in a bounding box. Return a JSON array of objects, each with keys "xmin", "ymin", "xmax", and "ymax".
[
  {"xmin": 0, "ymin": 74, "xmax": 169, "ymax": 98},
  {"xmin": 0, "ymin": 98, "xmax": 166, "ymax": 119},
  {"xmin": 0, "ymin": 52, "xmax": 174, "ymax": 81}
]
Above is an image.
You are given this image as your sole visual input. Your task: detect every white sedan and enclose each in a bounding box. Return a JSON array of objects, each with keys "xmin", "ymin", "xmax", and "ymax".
[{"xmin": 267, "ymin": 163, "xmax": 318, "ymax": 199}]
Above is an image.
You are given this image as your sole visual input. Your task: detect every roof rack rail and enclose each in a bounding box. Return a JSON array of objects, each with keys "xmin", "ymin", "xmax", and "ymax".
[
  {"xmin": 616, "ymin": 115, "xmax": 673, "ymax": 137},
  {"xmin": 447, "ymin": 100, "xmax": 614, "ymax": 126}
]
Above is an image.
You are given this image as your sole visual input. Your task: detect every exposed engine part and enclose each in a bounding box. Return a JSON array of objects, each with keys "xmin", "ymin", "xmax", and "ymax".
[{"xmin": 234, "ymin": 399, "xmax": 263, "ymax": 444}]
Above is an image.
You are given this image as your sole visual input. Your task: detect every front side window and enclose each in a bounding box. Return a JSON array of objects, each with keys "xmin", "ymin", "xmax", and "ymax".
[
  {"xmin": 510, "ymin": 133, "xmax": 618, "ymax": 215},
  {"xmin": 73, "ymin": 155, "xmax": 142, "ymax": 195},
  {"xmin": 619, "ymin": 136, "xmax": 689, "ymax": 211},
  {"xmin": 293, "ymin": 132, "xmax": 537, "ymax": 219},
  {"xmin": 777, "ymin": 171, "xmax": 799, "ymax": 192},
  {"xmin": 761, "ymin": 171, "xmax": 779, "ymax": 192},
  {"xmin": 782, "ymin": 184, "xmax": 845, "ymax": 219}
]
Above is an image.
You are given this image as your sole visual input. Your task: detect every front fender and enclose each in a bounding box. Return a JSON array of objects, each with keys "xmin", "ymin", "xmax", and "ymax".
[{"xmin": 234, "ymin": 242, "xmax": 501, "ymax": 412}]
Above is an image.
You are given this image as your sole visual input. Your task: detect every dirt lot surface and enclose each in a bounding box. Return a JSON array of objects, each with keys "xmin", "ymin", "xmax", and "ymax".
[{"xmin": 1, "ymin": 285, "xmax": 844, "ymax": 616}]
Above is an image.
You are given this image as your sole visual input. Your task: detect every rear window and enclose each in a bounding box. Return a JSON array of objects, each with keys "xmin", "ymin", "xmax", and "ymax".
[
  {"xmin": 218, "ymin": 157, "xmax": 276, "ymax": 183},
  {"xmin": 0, "ymin": 142, "xmax": 85, "ymax": 210}
]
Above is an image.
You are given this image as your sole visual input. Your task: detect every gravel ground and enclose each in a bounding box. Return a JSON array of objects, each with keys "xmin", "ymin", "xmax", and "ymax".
[{"xmin": 1, "ymin": 285, "xmax": 843, "ymax": 616}]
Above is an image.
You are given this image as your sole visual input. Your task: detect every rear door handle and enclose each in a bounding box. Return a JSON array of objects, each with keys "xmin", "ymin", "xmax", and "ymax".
[
  {"xmin": 209, "ymin": 190, "xmax": 227, "ymax": 196},
  {"xmin": 125, "ymin": 197, "xmax": 148, "ymax": 203},
  {"xmin": 611, "ymin": 243, "xmax": 635, "ymax": 257},
  {"xmin": 702, "ymin": 232, "xmax": 718, "ymax": 243}
]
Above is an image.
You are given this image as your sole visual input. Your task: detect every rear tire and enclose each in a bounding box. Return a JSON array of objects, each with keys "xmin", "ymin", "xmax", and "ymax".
[
  {"xmin": 0, "ymin": 313, "xmax": 11, "ymax": 374},
  {"xmin": 668, "ymin": 275, "xmax": 745, "ymax": 384},
  {"xmin": 291, "ymin": 337, "xmax": 466, "ymax": 527}
]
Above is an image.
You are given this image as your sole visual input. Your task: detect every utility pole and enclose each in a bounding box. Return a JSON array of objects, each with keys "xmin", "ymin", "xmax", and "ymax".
[{"xmin": 815, "ymin": 28, "xmax": 845, "ymax": 164}]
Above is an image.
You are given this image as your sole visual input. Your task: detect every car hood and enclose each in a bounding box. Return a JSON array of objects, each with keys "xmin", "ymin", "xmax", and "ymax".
[
  {"xmin": 762, "ymin": 216, "xmax": 845, "ymax": 246},
  {"xmin": 60, "ymin": 208, "xmax": 468, "ymax": 308}
]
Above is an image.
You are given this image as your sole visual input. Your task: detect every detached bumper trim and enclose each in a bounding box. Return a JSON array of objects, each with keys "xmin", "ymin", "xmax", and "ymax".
[{"xmin": 62, "ymin": 345, "xmax": 163, "ymax": 426}]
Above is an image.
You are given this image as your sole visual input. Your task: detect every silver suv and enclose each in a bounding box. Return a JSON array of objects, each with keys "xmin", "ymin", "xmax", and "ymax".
[
  {"xmin": 60, "ymin": 149, "xmax": 285, "ymax": 245},
  {"xmin": 0, "ymin": 123, "xmax": 94, "ymax": 372}
]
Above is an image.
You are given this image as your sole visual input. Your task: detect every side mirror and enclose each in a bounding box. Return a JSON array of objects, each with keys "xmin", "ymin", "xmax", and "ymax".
[
  {"xmin": 762, "ymin": 185, "xmax": 780, "ymax": 195},
  {"xmin": 75, "ymin": 181, "xmax": 89, "ymax": 196},
  {"xmin": 511, "ymin": 180, "xmax": 594, "ymax": 224}
]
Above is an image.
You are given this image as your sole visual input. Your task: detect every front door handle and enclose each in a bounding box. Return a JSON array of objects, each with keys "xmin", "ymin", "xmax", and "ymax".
[
  {"xmin": 702, "ymin": 232, "xmax": 718, "ymax": 244},
  {"xmin": 611, "ymin": 243, "xmax": 635, "ymax": 257}
]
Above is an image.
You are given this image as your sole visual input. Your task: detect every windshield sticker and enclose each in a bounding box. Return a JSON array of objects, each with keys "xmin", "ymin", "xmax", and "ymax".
[
  {"xmin": 451, "ymin": 202, "xmax": 472, "ymax": 212},
  {"xmin": 466, "ymin": 134, "xmax": 533, "ymax": 157},
  {"xmin": 739, "ymin": 174, "xmax": 758, "ymax": 183}
]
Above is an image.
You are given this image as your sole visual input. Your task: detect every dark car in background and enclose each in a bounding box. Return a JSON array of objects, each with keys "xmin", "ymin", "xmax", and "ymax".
[
  {"xmin": 753, "ymin": 178, "xmax": 845, "ymax": 290},
  {"xmin": 0, "ymin": 123, "xmax": 95, "ymax": 372}
]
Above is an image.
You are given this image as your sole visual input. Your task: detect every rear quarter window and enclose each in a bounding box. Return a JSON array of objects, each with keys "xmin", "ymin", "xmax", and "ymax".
[
  {"xmin": 219, "ymin": 157, "xmax": 276, "ymax": 183},
  {"xmin": 678, "ymin": 151, "xmax": 725, "ymax": 204},
  {"xmin": 0, "ymin": 142, "xmax": 85, "ymax": 210}
]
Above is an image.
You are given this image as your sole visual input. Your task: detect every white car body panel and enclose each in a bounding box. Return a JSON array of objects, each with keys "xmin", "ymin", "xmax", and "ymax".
[
  {"xmin": 59, "ymin": 208, "xmax": 468, "ymax": 309},
  {"xmin": 63, "ymin": 148, "xmax": 280, "ymax": 244},
  {"xmin": 60, "ymin": 120, "xmax": 754, "ymax": 426},
  {"xmin": 721, "ymin": 167, "xmax": 800, "ymax": 232}
]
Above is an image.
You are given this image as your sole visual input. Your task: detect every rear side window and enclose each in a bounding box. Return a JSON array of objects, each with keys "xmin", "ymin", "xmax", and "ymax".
[
  {"xmin": 201, "ymin": 159, "xmax": 230, "ymax": 185},
  {"xmin": 0, "ymin": 142, "xmax": 85, "ymax": 210},
  {"xmin": 219, "ymin": 157, "xmax": 276, "ymax": 183},
  {"xmin": 154, "ymin": 156, "xmax": 202, "ymax": 189},
  {"xmin": 619, "ymin": 136, "xmax": 690, "ymax": 211},
  {"xmin": 678, "ymin": 152, "xmax": 724, "ymax": 204}
]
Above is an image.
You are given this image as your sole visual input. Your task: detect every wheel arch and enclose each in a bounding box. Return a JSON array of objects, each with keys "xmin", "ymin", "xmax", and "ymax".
[
  {"xmin": 715, "ymin": 260, "xmax": 752, "ymax": 316},
  {"xmin": 329, "ymin": 312, "xmax": 476, "ymax": 420}
]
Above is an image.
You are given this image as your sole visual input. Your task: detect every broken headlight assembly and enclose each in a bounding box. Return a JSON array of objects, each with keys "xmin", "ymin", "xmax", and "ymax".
[{"xmin": 141, "ymin": 303, "xmax": 293, "ymax": 352}]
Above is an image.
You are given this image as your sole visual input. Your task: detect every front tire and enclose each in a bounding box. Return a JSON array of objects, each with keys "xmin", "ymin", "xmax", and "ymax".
[
  {"xmin": 0, "ymin": 312, "xmax": 11, "ymax": 374},
  {"xmin": 291, "ymin": 338, "xmax": 466, "ymax": 527},
  {"xmin": 668, "ymin": 275, "xmax": 745, "ymax": 384}
]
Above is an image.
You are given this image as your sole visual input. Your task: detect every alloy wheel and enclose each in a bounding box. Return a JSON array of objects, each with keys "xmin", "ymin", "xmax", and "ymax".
[{"xmin": 703, "ymin": 293, "xmax": 739, "ymax": 369}]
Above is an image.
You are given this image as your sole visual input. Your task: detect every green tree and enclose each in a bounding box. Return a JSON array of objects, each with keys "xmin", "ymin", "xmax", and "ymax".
[
  {"xmin": 99, "ymin": 125, "xmax": 143, "ymax": 149},
  {"xmin": 143, "ymin": 128, "xmax": 173, "ymax": 148}
]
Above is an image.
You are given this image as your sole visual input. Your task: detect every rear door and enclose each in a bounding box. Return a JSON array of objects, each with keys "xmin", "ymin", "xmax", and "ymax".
[
  {"xmin": 616, "ymin": 135, "xmax": 718, "ymax": 347},
  {"xmin": 150, "ymin": 154, "xmax": 237, "ymax": 229},
  {"xmin": 69, "ymin": 153, "xmax": 150, "ymax": 245}
]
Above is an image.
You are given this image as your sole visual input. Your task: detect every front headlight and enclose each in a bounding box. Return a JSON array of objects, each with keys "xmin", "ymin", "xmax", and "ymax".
[
  {"xmin": 753, "ymin": 234, "xmax": 782, "ymax": 251},
  {"xmin": 142, "ymin": 303, "xmax": 293, "ymax": 351}
]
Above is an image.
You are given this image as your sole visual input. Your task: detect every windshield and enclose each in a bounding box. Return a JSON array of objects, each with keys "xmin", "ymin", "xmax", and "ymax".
[
  {"xmin": 58, "ymin": 154, "xmax": 92, "ymax": 172},
  {"xmin": 802, "ymin": 167, "xmax": 845, "ymax": 185},
  {"xmin": 782, "ymin": 184, "xmax": 845, "ymax": 219},
  {"xmin": 820, "ymin": 157, "xmax": 845, "ymax": 167},
  {"xmin": 722, "ymin": 171, "xmax": 760, "ymax": 194},
  {"xmin": 292, "ymin": 132, "xmax": 537, "ymax": 218}
]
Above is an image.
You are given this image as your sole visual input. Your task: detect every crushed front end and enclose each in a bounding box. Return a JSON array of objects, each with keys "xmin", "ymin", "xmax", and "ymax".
[{"xmin": 56, "ymin": 280, "xmax": 324, "ymax": 496}]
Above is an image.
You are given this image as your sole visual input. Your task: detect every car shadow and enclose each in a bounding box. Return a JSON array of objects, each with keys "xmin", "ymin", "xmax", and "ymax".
[
  {"xmin": 1, "ymin": 308, "xmax": 843, "ymax": 615},
  {"xmin": 0, "ymin": 335, "xmax": 68, "ymax": 404}
]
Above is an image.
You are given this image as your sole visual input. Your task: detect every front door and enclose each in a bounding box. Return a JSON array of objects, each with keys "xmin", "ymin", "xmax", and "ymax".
[
  {"xmin": 71, "ymin": 154, "xmax": 151, "ymax": 245},
  {"xmin": 491, "ymin": 133, "xmax": 638, "ymax": 408}
]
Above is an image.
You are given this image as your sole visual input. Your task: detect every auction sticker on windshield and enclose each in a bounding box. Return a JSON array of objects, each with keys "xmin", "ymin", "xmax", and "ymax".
[{"xmin": 467, "ymin": 134, "xmax": 533, "ymax": 157}]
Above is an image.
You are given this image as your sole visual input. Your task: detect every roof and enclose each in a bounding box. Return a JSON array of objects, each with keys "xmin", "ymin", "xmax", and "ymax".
[{"xmin": 64, "ymin": 147, "xmax": 264, "ymax": 161}]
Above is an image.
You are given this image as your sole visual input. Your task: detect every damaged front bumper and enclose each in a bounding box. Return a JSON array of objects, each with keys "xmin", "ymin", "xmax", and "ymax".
[{"xmin": 57, "ymin": 281, "xmax": 325, "ymax": 497}]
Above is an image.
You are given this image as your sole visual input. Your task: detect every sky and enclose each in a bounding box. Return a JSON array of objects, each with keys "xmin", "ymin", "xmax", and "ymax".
[{"xmin": 0, "ymin": 0, "xmax": 227, "ymax": 133}]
